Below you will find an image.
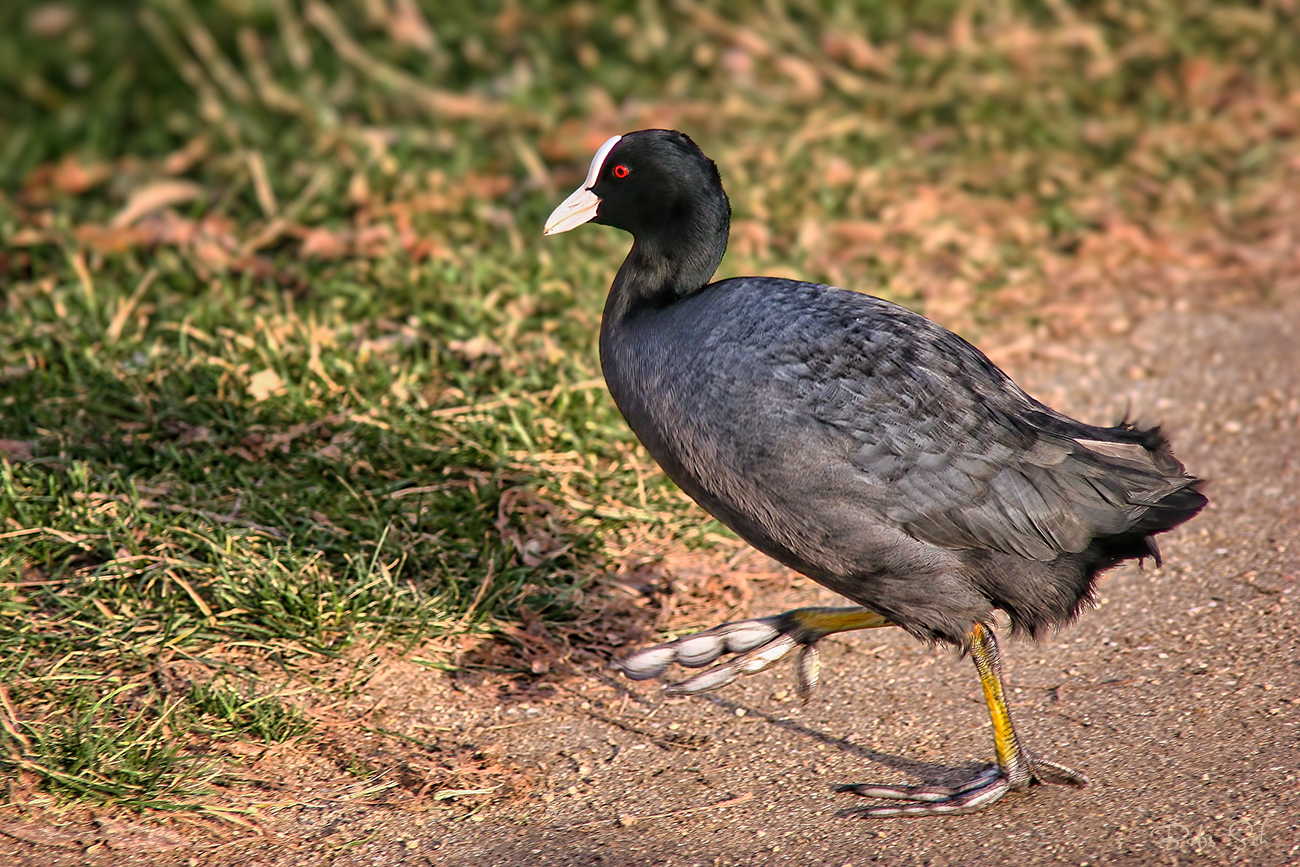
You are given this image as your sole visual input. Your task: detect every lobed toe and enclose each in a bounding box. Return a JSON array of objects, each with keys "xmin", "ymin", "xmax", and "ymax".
[
  {"xmin": 721, "ymin": 619, "xmax": 782, "ymax": 653},
  {"xmin": 614, "ymin": 644, "xmax": 678, "ymax": 680}
]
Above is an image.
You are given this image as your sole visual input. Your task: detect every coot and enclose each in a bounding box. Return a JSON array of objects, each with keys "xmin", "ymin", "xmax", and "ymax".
[{"xmin": 544, "ymin": 129, "xmax": 1205, "ymax": 817}]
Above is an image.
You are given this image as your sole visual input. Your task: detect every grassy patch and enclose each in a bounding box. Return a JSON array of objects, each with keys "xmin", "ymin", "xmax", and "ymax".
[
  {"xmin": 2, "ymin": 0, "xmax": 1299, "ymax": 813},
  {"xmin": 187, "ymin": 679, "xmax": 313, "ymax": 742},
  {"xmin": 3, "ymin": 684, "xmax": 204, "ymax": 810}
]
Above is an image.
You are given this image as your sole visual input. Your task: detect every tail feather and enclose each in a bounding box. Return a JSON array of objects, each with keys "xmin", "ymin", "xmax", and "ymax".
[
  {"xmin": 1068, "ymin": 417, "xmax": 1206, "ymax": 572},
  {"xmin": 980, "ymin": 419, "xmax": 1205, "ymax": 639},
  {"xmin": 1096, "ymin": 476, "xmax": 1206, "ymax": 569}
]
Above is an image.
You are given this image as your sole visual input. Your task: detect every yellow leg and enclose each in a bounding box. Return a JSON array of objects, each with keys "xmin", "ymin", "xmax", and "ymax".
[
  {"xmin": 969, "ymin": 621, "xmax": 1032, "ymax": 789},
  {"xmin": 785, "ymin": 606, "xmax": 894, "ymax": 636},
  {"xmin": 838, "ymin": 621, "xmax": 1089, "ymax": 817},
  {"xmin": 617, "ymin": 611, "xmax": 1090, "ymax": 818}
]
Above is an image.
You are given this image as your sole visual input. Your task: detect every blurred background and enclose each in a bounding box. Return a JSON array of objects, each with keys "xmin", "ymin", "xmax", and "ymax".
[{"xmin": 0, "ymin": 0, "xmax": 1297, "ymax": 813}]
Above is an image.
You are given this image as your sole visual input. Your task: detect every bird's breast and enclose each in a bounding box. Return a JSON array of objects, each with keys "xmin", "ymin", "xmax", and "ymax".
[{"xmin": 599, "ymin": 318, "xmax": 895, "ymax": 579}]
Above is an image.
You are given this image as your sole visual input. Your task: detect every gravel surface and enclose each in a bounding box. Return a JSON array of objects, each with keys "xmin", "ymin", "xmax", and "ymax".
[{"xmin": 3, "ymin": 299, "xmax": 1297, "ymax": 867}]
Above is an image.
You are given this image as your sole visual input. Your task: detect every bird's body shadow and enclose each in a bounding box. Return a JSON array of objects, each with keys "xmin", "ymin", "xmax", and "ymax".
[
  {"xmin": 699, "ymin": 692, "xmax": 985, "ymax": 787},
  {"xmin": 593, "ymin": 670, "xmax": 981, "ymax": 788}
]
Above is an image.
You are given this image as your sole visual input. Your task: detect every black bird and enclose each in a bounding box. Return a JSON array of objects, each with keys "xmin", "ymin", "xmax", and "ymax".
[{"xmin": 544, "ymin": 130, "xmax": 1206, "ymax": 817}]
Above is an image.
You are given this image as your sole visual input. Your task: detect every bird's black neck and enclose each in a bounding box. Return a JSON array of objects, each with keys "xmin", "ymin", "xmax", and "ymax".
[{"xmin": 603, "ymin": 201, "xmax": 729, "ymax": 324}]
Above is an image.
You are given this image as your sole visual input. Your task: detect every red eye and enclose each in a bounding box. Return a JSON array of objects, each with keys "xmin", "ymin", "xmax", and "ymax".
[{"xmin": 612, "ymin": 164, "xmax": 630, "ymax": 178}]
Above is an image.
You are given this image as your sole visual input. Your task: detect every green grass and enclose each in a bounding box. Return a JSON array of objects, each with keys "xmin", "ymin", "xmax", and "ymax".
[
  {"xmin": 2, "ymin": 0, "xmax": 1298, "ymax": 812},
  {"xmin": 187, "ymin": 679, "xmax": 313, "ymax": 742},
  {"xmin": 5, "ymin": 684, "xmax": 203, "ymax": 809}
]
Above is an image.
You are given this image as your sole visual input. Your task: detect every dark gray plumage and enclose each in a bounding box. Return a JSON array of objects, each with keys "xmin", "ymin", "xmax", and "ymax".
[
  {"xmin": 603, "ymin": 274, "xmax": 1203, "ymax": 645},
  {"xmin": 545, "ymin": 128, "xmax": 1206, "ymax": 816}
]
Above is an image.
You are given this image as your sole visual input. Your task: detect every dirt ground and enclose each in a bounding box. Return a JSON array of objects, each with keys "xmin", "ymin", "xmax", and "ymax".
[{"xmin": 3, "ymin": 296, "xmax": 1298, "ymax": 866}]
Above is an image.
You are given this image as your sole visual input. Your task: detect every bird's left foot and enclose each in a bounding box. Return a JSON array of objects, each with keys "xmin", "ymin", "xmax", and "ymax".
[
  {"xmin": 836, "ymin": 756, "xmax": 1088, "ymax": 818},
  {"xmin": 614, "ymin": 614, "xmax": 820, "ymax": 700},
  {"xmin": 613, "ymin": 608, "xmax": 892, "ymax": 702}
]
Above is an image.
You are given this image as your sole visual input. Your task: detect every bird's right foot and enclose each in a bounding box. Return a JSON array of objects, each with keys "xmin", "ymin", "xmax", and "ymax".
[
  {"xmin": 836, "ymin": 756, "xmax": 1088, "ymax": 818},
  {"xmin": 832, "ymin": 622, "xmax": 1086, "ymax": 818},
  {"xmin": 614, "ymin": 607, "xmax": 892, "ymax": 702}
]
